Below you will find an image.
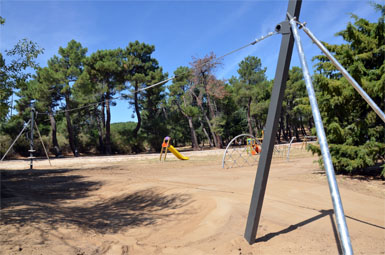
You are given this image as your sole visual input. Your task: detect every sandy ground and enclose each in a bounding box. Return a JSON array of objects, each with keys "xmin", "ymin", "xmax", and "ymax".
[{"xmin": 1, "ymin": 148, "xmax": 384, "ymax": 255}]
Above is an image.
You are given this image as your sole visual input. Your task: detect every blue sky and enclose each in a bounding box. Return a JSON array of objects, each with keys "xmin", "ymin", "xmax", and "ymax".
[{"xmin": 0, "ymin": 0, "xmax": 380, "ymax": 123}]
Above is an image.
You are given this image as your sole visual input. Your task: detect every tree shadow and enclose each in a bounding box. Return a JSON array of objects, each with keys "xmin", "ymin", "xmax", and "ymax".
[
  {"xmin": 1, "ymin": 168, "xmax": 100, "ymax": 209},
  {"xmin": 1, "ymin": 169, "xmax": 193, "ymax": 234}
]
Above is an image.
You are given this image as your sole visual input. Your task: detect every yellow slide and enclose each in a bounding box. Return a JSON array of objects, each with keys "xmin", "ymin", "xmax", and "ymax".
[{"xmin": 168, "ymin": 145, "xmax": 189, "ymax": 160}]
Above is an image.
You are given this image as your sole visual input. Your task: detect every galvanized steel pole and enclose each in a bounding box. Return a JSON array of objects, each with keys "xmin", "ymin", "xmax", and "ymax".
[
  {"xmin": 300, "ymin": 24, "xmax": 385, "ymax": 123},
  {"xmin": 29, "ymin": 101, "xmax": 35, "ymax": 170},
  {"xmin": 289, "ymin": 17, "xmax": 353, "ymax": 255}
]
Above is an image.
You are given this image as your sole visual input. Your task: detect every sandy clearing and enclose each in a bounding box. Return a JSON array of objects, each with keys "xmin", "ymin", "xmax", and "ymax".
[{"xmin": 1, "ymin": 149, "xmax": 384, "ymax": 255}]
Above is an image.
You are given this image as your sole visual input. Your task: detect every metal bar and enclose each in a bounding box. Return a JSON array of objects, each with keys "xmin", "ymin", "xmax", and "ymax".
[
  {"xmin": 1, "ymin": 119, "xmax": 31, "ymax": 161},
  {"xmin": 289, "ymin": 17, "xmax": 353, "ymax": 255},
  {"xmin": 286, "ymin": 137, "xmax": 295, "ymax": 161},
  {"xmin": 164, "ymin": 138, "xmax": 170, "ymax": 160},
  {"xmin": 300, "ymin": 24, "xmax": 385, "ymax": 123},
  {"xmin": 244, "ymin": 0, "xmax": 302, "ymax": 244},
  {"xmin": 35, "ymin": 121, "xmax": 52, "ymax": 166},
  {"xmin": 222, "ymin": 134, "xmax": 255, "ymax": 168},
  {"xmin": 30, "ymin": 104, "xmax": 35, "ymax": 170}
]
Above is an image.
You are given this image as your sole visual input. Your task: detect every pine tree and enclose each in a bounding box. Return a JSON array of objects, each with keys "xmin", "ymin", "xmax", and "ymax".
[
  {"xmin": 231, "ymin": 56, "xmax": 268, "ymax": 136},
  {"xmin": 122, "ymin": 41, "xmax": 163, "ymax": 152},
  {"xmin": 76, "ymin": 49, "xmax": 125, "ymax": 154},
  {"xmin": 311, "ymin": 4, "xmax": 385, "ymax": 176},
  {"xmin": 190, "ymin": 53, "xmax": 226, "ymax": 148},
  {"xmin": 51, "ymin": 40, "xmax": 88, "ymax": 156},
  {"xmin": 169, "ymin": 66, "xmax": 200, "ymax": 150},
  {"xmin": 32, "ymin": 67, "xmax": 63, "ymax": 156}
]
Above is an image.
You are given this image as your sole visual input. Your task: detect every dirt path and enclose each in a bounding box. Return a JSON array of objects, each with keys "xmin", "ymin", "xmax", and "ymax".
[{"xmin": 1, "ymin": 151, "xmax": 384, "ymax": 254}]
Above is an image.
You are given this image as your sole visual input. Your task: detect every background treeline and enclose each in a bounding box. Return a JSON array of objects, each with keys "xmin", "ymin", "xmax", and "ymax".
[{"xmin": 0, "ymin": 5, "xmax": 384, "ymax": 176}]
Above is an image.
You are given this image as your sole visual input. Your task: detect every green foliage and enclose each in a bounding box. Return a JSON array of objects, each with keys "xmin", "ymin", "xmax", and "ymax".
[
  {"xmin": 230, "ymin": 56, "xmax": 270, "ymax": 136},
  {"xmin": 310, "ymin": 4, "xmax": 385, "ymax": 176},
  {"xmin": 0, "ymin": 134, "xmax": 13, "ymax": 159},
  {"xmin": 141, "ymin": 68, "xmax": 169, "ymax": 151},
  {"xmin": 76, "ymin": 48, "xmax": 126, "ymax": 154},
  {"xmin": 0, "ymin": 118, "xmax": 49, "ymax": 158},
  {"xmin": 0, "ymin": 39, "xmax": 44, "ymax": 121},
  {"xmin": 0, "ymin": 53, "xmax": 12, "ymax": 121},
  {"xmin": 110, "ymin": 122, "xmax": 144, "ymax": 153},
  {"xmin": 280, "ymin": 66, "xmax": 312, "ymax": 141},
  {"xmin": 122, "ymin": 41, "xmax": 165, "ymax": 151},
  {"xmin": 309, "ymin": 141, "xmax": 385, "ymax": 176},
  {"xmin": 2, "ymin": 3, "xmax": 383, "ymax": 180},
  {"xmin": 168, "ymin": 66, "xmax": 200, "ymax": 149}
]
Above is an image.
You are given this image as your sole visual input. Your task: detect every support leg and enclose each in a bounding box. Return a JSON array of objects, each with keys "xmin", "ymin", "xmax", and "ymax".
[
  {"xmin": 1, "ymin": 120, "xmax": 31, "ymax": 161},
  {"xmin": 244, "ymin": 0, "xmax": 302, "ymax": 244},
  {"xmin": 289, "ymin": 15, "xmax": 353, "ymax": 254}
]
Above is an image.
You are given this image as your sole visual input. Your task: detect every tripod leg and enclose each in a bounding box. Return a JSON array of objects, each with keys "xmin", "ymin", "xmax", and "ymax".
[
  {"xmin": 35, "ymin": 121, "xmax": 52, "ymax": 166},
  {"xmin": 1, "ymin": 120, "xmax": 31, "ymax": 161}
]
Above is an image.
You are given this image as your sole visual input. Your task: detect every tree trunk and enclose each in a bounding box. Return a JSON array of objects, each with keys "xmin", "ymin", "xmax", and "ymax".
[
  {"xmin": 178, "ymin": 101, "xmax": 199, "ymax": 151},
  {"xmin": 286, "ymin": 114, "xmax": 292, "ymax": 141},
  {"xmin": 280, "ymin": 112, "xmax": 287, "ymax": 142},
  {"xmin": 206, "ymin": 94, "xmax": 222, "ymax": 148},
  {"xmin": 247, "ymin": 97, "xmax": 253, "ymax": 136},
  {"xmin": 294, "ymin": 123, "xmax": 300, "ymax": 141},
  {"xmin": 277, "ymin": 117, "xmax": 283, "ymax": 143},
  {"xmin": 187, "ymin": 116, "xmax": 199, "ymax": 150},
  {"xmin": 308, "ymin": 118, "xmax": 313, "ymax": 131},
  {"xmin": 204, "ymin": 113, "xmax": 218, "ymax": 147},
  {"xmin": 101, "ymin": 98, "xmax": 106, "ymax": 129},
  {"xmin": 215, "ymin": 134, "xmax": 223, "ymax": 148},
  {"xmin": 48, "ymin": 106, "xmax": 61, "ymax": 157},
  {"xmin": 190, "ymin": 89, "xmax": 214, "ymax": 148},
  {"xmin": 133, "ymin": 81, "xmax": 141, "ymax": 137},
  {"xmin": 105, "ymin": 90, "xmax": 112, "ymax": 155},
  {"xmin": 64, "ymin": 92, "xmax": 78, "ymax": 157},
  {"xmin": 96, "ymin": 107, "xmax": 105, "ymax": 154},
  {"xmin": 300, "ymin": 116, "xmax": 307, "ymax": 137},
  {"xmin": 200, "ymin": 119, "xmax": 213, "ymax": 147},
  {"xmin": 196, "ymin": 100, "xmax": 217, "ymax": 147}
]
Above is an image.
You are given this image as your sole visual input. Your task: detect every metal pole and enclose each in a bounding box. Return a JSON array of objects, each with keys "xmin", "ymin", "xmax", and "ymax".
[
  {"xmin": 35, "ymin": 121, "xmax": 52, "ymax": 166},
  {"xmin": 244, "ymin": 0, "xmax": 302, "ymax": 244},
  {"xmin": 29, "ymin": 102, "xmax": 35, "ymax": 170},
  {"xmin": 1, "ymin": 119, "xmax": 31, "ymax": 161},
  {"xmin": 300, "ymin": 24, "xmax": 385, "ymax": 123},
  {"xmin": 289, "ymin": 16, "xmax": 353, "ymax": 255},
  {"xmin": 286, "ymin": 136, "xmax": 295, "ymax": 161}
]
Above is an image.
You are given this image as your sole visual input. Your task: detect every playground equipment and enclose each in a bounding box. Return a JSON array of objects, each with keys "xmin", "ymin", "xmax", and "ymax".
[
  {"xmin": 222, "ymin": 134, "xmax": 259, "ymax": 169},
  {"xmin": 256, "ymin": 130, "xmax": 264, "ymax": 143},
  {"xmin": 222, "ymin": 134, "xmax": 285, "ymax": 169},
  {"xmin": 1, "ymin": 101, "xmax": 51, "ymax": 169},
  {"xmin": 246, "ymin": 138, "xmax": 261, "ymax": 155},
  {"xmin": 159, "ymin": 137, "xmax": 189, "ymax": 161}
]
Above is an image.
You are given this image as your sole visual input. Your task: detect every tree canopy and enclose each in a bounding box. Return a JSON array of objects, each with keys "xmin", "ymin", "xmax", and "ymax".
[{"xmin": 1, "ymin": 3, "xmax": 384, "ymax": 177}]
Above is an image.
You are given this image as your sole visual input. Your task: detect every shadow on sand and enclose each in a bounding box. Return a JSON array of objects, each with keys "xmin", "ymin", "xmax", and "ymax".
[
  {"xmin": 255, "ymin": 207, "xmax": 385, "ymax": 253},
  {"xmin": 255, "ymin": 209, "xmax": 342, "ymax": 254},
  {"xmin": 1, "ymin": 168, "xmax": 192, "ymax": 234}
]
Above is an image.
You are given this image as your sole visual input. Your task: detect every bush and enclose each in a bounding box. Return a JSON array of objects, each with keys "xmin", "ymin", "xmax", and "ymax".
[
  {"xmin": 308, "ymin": 141, "xmax": 385, "ymax": 177},
  {"xmin": 0, "ymin": 134, "xmax": 13, "ymax": 159},
  {"xmin": 110, "ymin": 122, "xmax": 145, "ymax": 154}
]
